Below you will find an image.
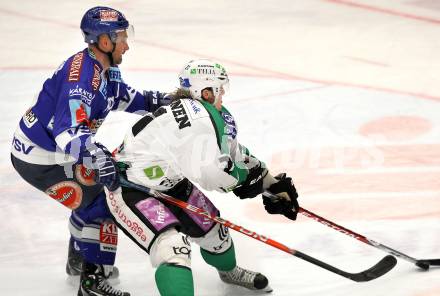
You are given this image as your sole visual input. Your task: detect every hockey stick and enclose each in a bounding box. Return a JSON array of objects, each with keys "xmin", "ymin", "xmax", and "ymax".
[
  {"xmin": 119, "ymin": 178, "xmax": 397, "ymax": 282},
  {"xmin": 264, "ymin": 191, "xmax": 440, "ymax": 269},
  {"xmin": 298, "ymin": 207, "xmax": 440, "ymax": 270}
]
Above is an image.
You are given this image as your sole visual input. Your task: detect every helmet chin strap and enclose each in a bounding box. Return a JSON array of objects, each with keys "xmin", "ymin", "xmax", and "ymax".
[
  {"xmin": 201, "ymin": 87, "xmax": 221, "ymax": 107},
  {"xmin": 94, "ymin": 38, "xmax": 117, "ymax": 66},
  {"xmin": 213, "ymin": 94, "xmax": 220, "ymax": 106}
]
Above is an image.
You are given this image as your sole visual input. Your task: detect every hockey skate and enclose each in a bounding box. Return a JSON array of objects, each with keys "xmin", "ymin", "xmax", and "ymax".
[
  {"xmin": 67, "ymin": 239, "xmax": 119, "ymax": 280},
  {"xmin": 218, "ymin": 266, "xmax": 273, "ymax": 293},
  {"xmin": 78, "ymin": 263, "xmax": 129, "ymax": 296}
]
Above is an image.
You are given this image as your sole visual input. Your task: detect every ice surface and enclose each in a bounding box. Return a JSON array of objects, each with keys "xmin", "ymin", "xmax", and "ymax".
[{"xmin": 0, "ymin": 1, "xmax": 439, "ymax": 295}]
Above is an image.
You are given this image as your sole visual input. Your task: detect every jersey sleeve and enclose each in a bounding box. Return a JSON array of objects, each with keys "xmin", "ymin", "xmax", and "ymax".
[
  {"xmin": 175, "ymin": 121, "xmax": 241, "ymax": 192},
  {"xmin": 171, "ymin": 100, "xmax": 255, "ymax": 192},
  {"xmin": 108, "ymin": 67, "xmax": 171, "ymax": 114}
]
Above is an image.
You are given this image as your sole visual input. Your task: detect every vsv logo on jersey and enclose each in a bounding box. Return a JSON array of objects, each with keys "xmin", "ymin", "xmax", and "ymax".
[
  {"xmin": 12, "ymin": 136, "xmax": 35, "ymax": 155},
  {"xmin": 170, "ymin": 100, "xmax": 191, "ymax": 129}
]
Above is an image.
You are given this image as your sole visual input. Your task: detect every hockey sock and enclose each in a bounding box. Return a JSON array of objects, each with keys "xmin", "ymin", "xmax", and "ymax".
[
  {"xmin": 155, "ymin": 263, "xmax": 194, "ymax": 296},
  {"xmin": 200, "ymin": 242, "xmax": 236, "ymax": 272}
]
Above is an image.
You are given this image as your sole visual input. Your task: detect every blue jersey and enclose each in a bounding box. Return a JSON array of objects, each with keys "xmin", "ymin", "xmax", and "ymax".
[{"xmin": 18, "ymin": 48, "xmax": 167, "ymax": 156}]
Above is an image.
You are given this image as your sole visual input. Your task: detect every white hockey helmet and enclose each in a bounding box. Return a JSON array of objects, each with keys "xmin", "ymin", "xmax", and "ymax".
[{"xmin": 178, "ymin": 59, "xmax": 229, "ymax": 103}]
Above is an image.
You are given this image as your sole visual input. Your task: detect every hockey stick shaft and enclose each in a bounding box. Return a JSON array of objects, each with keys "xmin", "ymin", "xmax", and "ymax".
[
  {"xmin": 120, "ymin": 178, "xmax": 396, "ymax": 281},
  {"xmin": 298, "ymin": 207, "xmax": 435, "ymax": 269}
]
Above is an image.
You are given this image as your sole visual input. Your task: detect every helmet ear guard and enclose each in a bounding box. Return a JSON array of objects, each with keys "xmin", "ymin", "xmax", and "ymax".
[{"xmin": 178, "ymin": 59, "xmax": 229, "ymax": 104}]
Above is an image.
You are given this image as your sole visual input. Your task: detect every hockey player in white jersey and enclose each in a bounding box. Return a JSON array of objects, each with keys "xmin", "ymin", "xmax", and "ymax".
[{"xmin": 107, "ymin": 59, "xmax": 300, "ymax": 295}]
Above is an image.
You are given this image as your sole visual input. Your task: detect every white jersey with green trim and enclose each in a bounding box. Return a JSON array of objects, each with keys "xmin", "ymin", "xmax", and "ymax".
[{"xmin": 116, "ymin": 98, "xmax": 254, "ymax": 192}]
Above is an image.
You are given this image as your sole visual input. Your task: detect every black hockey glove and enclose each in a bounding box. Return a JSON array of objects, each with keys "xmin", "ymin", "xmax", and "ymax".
[
  {"xmin": 144, "ymin": 90, "xmax": 172, "ymax": 112},
  {"xmin": 232, "ymin": 161, "xmax": 267, "ymax": 199},
  {"xmin": 83, "ymin": 143, "xmax": 120, "ymax": 191},
  {"xmin": 262, "ymin": 173, "xmax": 299, "ymax": 221}
]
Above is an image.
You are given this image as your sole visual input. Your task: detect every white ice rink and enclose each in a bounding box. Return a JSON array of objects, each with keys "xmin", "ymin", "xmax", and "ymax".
[{"xmin": 1, "ymin": 0, "xmax": 439, "ymax": 295}]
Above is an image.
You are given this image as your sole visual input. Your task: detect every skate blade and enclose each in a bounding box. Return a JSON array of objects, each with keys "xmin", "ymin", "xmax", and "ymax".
[
  {"xmin": 259, "ymin": 285, "xmax": 273, "ymax": 293},
  {"xmin": 66, "ymin": 275, "xmax": 121, "ymax": 286},
  {"xmin": 66, "ymin": 275, "xmax": 80, "ymax": 287},
  {"xmin": 224, "ymin": 284, "xmax": 273, "ymax": 295}
]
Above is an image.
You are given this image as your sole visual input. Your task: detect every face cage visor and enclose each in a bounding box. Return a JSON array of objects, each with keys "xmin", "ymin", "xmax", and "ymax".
[
  {"xmin": 212, "ymin": 78, "xmax": 230, "ymax": 105},
  {"xmin": 109, "ymin": 24, "xmax": 135, "ymax": 44}
]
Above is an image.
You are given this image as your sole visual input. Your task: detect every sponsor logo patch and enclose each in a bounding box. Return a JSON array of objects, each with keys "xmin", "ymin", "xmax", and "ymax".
[
  {"xmin": 108, "ymin": 67, "xmax": 122, "ymax": 82},
  {"xmin": 68, "ymin": 52, "xmax": 84, "ymax": 82},
  {"xmin": 100, "ymin": 10, "xmax": 118, "ymax": 22},
  {"xmin": 45, "ymin": 181, "xmax": 82, "ymax": 209},
  {"xmin": 69, "ymin": 99, "xmax": 91, "ymax": 126},
  {"xmin": 179, "ymin": 77, "xmax": 191, "ymax": 87},
  {"xmin": 91, "ymin": 64, "xmax": 101, "ymax": 91},
  {"xmin": 135, "ymin": 198, "xmax": 179, "ymax": 232},
  {"xmin": 75, "ymin": 104, "xmax": 88, "ymax": 124},
  {"xmin": 69, "ymin": 85, "xmax": 95, "ymax": 105},
  {"xmin": 183, "ymin": 99, "xmax": 206, "ymax": 121},
  {"xmin": 23, "ymin": 108, "xmax": 38, "ymax": 128},
  {"xmin": 143, "ymin": 165, "xmax": 164, "ymax": 180},
  {"xmin": 75, "ymin": 164, "xmax": 96, "ymax": 186},
  {"xmin": 100, "ymin": 222, "xmax": 118, "ymax": 252},
  {"xmin": 107, "ymin": 192, "xmax": 149, "ymax": 242}
]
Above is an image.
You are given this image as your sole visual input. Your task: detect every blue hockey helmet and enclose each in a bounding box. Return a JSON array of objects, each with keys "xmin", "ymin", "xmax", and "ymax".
[{"xmin": 80, "ymin": 6, "xmax": 130, "ymax": 44}]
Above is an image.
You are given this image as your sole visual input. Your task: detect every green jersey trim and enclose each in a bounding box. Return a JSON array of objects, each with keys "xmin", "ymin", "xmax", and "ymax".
[{"xmin": 199, "ymin": 101, "xmax": 249, "ymax": 184}]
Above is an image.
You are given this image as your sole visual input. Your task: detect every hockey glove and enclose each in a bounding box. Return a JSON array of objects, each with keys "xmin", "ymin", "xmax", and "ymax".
[
  {"xmin": 232, "ymin": 160, "xmax": 267, "ymax": 199},
  {"xmin": 144, "ymin": 90, "xmax": 172, "ymax": 112},
  {"xmin": 82, "ymin": 143, "xmax": 120, "ymax": 191},
  {"xmin": 262, "ymin": 173, "xmax": 299, "ymax": 221}
]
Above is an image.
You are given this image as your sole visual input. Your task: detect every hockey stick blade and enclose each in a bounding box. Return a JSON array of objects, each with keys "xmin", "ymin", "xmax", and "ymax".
[
  {"xmin": 348, "ymin": 255, "xmax": 397, "ymax": 282},
  {"xmin": 416, "ymin": 259, "xmax": 440, "ymax": 269},
  {"xmin": 415, "ymin": 260, "xmax": 430, "ymax": 270},
  {"xmin": 295, "ymin": 252, "xmax": 396, "ymax": 282},
  {"xmin": 426, "ymin": 259, "xmax": 440, "ymax": 265},
  {"xmin": 283, "ymin": 203, "xmax": 438, "ymax": 271}
]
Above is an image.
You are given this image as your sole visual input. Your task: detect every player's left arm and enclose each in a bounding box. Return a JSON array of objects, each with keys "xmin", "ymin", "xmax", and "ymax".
[{"xmin": 108, "ymin": 67, "xmax": 171, "ymax": 113}]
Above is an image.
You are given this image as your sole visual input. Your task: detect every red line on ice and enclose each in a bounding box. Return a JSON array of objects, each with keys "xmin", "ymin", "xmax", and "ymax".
[
  {"xmin": 324, "ymin": 0, "xmax": 440, "ymax": 25},
  {"xmin": 1, "ymin": 7, "xmax": 440, "ymax": 103}
]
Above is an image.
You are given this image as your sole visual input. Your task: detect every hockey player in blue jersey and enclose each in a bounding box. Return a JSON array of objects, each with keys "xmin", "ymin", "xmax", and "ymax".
[{"xmin": 10, "ymin": 6, "xmax": 171, "ymax": 296}]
